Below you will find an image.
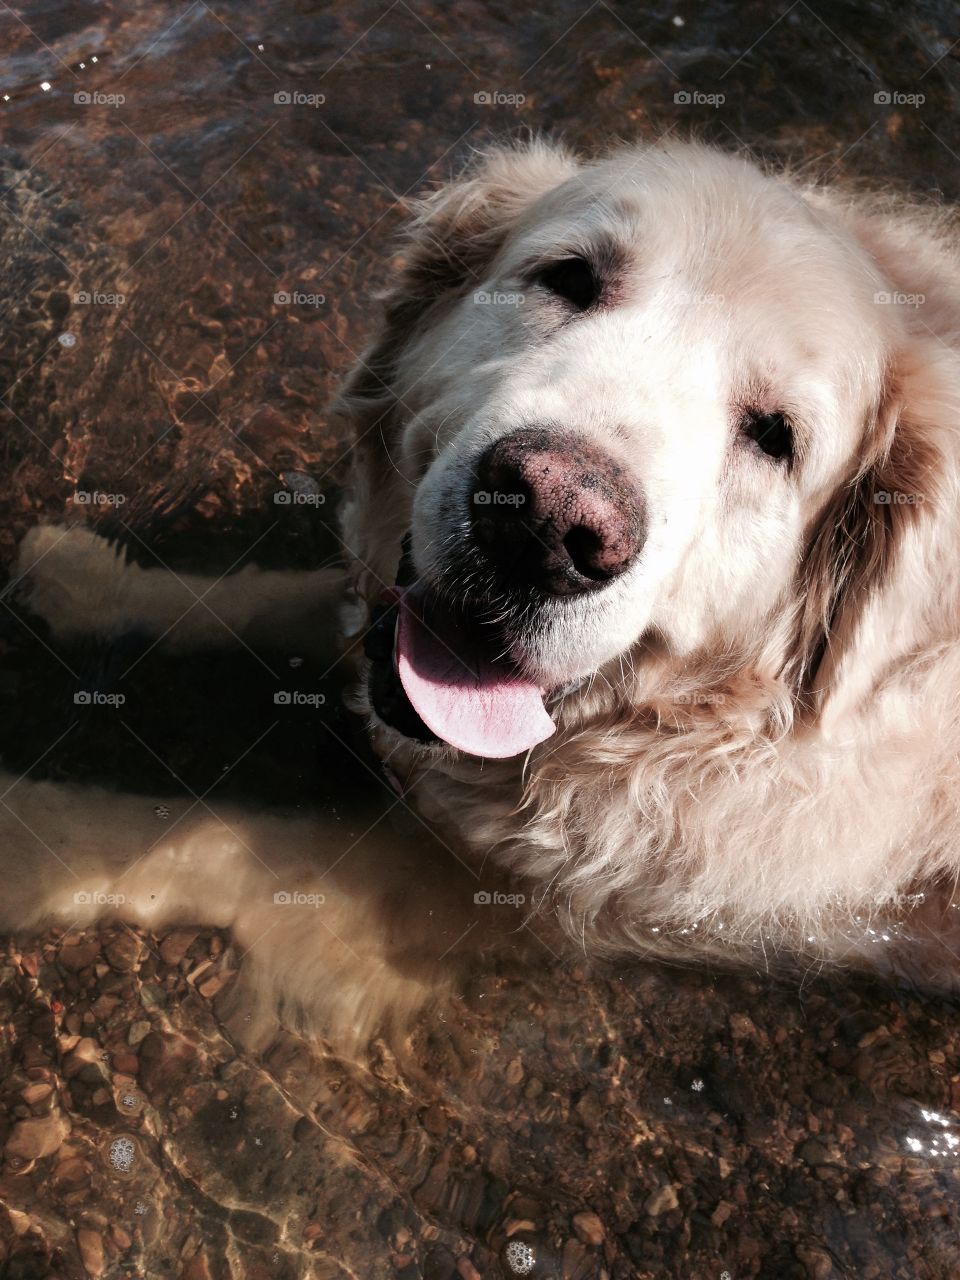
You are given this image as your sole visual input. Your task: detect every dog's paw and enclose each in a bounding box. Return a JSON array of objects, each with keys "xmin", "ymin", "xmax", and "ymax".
[{"xmin": 14, "ymin": 523, "xmax": 128, "ymax": 638}]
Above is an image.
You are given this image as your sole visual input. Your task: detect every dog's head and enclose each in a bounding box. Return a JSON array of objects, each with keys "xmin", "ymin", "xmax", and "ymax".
[{"xmin": 336, "ymin": 140, "xmax": 951, "ymax": 764}]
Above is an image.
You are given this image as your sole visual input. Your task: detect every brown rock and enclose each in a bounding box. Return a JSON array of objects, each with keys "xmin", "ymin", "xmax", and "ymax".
[
  {"xmin": 104, "ymin": 931, "xmax": 143, "ymax": 972},
  {"xmin": 644, "ymin": 1184, "xmax": 679, "ymax": 1216},
  {"xmin": 572, "ymin": 1212, "xmax": 605, "ymax": 1245},
  {"xmin": 53, "ymin": 1156, "xmax": 92, "ymax": 1189},
  {"xmin": 77, "ymin": 1227, "xmax": 105, "ymax": 1277},
  {"xmin": 5, "ymin": 1112, "xmax": 70, "ymax": 1162},
  {"xmin": 180, "ymin": 1248, "xmax": 214, "ymax": 1280},
  {"xmin": 160, "ymin": 929, "xmax": 198, "ymax": 966},
  {"xmin": 21, "ymin": 1082, "xmax": 53, "ymax": 1110},
  {"xmin": 63, "ymin": 1038, "xmax": 105, "ymax": 1081},
  {"xmin": 59, "ymin": 941, "xmax": 100, "ymax": 972}
]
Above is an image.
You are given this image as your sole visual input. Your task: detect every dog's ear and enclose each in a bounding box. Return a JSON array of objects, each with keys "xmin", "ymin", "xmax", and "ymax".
[
  {"xmin": 788, "ymin": 339, "xmax": 951, "ymax": 725},
  {"xmin": 333, "ymin": 138, "xmax": 577, "ymax": 415},
  {"xmin": 331, "ymin": 139, "xmax": 577, "ymax": 594}
]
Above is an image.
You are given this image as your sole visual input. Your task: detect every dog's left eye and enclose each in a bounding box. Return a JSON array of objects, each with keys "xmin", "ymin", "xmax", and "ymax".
[
  {"xmin": 534, "ymin": 256, "xmax": 601, "ymax": 310},
  {"xmin": 741, "ymin": 410, "xmax": 794, "ymax": 462}
]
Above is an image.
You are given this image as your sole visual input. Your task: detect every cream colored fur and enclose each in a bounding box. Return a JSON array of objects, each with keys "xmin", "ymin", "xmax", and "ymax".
[{"xmin": 7, "ymin": 139, "xmax": 960, "ymax": 1045}]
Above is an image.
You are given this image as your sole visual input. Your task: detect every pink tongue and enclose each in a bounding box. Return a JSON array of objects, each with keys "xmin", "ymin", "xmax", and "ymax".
[{"xmin": 396, "ymin": 589, "xmax": 555, "ymax": 759}]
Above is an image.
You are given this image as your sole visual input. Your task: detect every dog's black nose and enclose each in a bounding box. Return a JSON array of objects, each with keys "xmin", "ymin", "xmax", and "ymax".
[{"xmin": 470, "ymin": 428, "xmax": 646, "ymax": 596}]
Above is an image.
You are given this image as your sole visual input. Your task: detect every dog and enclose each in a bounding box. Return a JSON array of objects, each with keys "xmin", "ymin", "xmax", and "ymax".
[{"xmin": 7, "ymin": 137, "xmax": 960, "ymax": 1043}]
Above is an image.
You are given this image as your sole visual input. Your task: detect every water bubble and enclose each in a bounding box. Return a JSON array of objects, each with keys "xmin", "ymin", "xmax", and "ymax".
[
  {"xmin": 58, "ymin": 332, "xmax": 77, "ymax": 348},
  {"xmin": 503, "ymin": 1239, "xmax": 536, "ymax": 1276},
  {"xmin": 109, "ymin": 1136, "xmax": 136, "ymax": 1172}
]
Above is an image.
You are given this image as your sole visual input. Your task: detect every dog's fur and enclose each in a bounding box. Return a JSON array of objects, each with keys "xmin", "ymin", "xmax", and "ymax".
[{"xmin": 6, "ymin": 138, "xmax": 960, "ymax": 1043}]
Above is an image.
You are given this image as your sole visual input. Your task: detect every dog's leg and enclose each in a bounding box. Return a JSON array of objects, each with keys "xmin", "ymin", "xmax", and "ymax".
[
  {"xmin": 0, "ymin": 770, "xmax": 526, "ymax": 1050},
  {"xmin": 12, "ymin": 524, "xmax": 344, "ymax": 660}
]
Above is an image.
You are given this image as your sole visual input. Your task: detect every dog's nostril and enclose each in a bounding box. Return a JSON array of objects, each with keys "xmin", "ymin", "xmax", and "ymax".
[
  {"xmin": 470, "ymin": 427, "xmax": 646, "ymax": 597},
  {"xmin": 562, "ymin": 524, "xmax": 609, "ymax": 581}
]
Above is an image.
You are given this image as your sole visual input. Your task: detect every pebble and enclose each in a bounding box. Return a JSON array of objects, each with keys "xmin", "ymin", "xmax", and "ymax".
[
  {"xmin": 160, "ymin": 930, "xmax": 198, "ymax": 966},
  {"xmin": 572, "ymin": 1211, "xmax": 605, "ymax": 1245},
  {"xmin": 104, "ymin": 931, "xmax": 143, "ymax": 972},
  {"xmin": 644, "ymin": 1184, "xmax": 680, "ymax": 1216},
  {"xmin": 5, "ymin": 1112, "xmax": 69, "ymax": 1162},
  {"xmin": 76, "ymin": 1227, "xmax": 105, "ymax": 1277},
  {"xmin": 59, "ymin": 940, "xmax": 100, "ymax": 972}
]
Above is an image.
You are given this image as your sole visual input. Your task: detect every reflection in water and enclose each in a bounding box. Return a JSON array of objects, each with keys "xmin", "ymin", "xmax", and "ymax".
[{"xmin": 1, "ymin": 0, "xmax": 960, "ymax": 1277}]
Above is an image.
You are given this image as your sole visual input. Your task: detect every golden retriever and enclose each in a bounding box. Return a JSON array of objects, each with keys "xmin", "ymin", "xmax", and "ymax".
[{"xmin": 7, "ymin": 137, "xmax": 960, "ymax": 1041}]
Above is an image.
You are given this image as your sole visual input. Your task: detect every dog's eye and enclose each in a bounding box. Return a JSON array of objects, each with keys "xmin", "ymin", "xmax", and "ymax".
[
  {"xmin": 535, "ymin": 256, "xmax": 600, "ymax": 310},
  {"xmin": 741, "ymin": 410, "xmax": 794, "ymax": 462}
]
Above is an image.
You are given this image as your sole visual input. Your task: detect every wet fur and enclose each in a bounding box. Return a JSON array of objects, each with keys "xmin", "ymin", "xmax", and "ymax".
[{"xmin": 7, "ymin": 138, "xmax": 960, "ymax": 1045}]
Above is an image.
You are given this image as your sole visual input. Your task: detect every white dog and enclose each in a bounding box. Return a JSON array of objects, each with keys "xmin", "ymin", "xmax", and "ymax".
[{"xmin": 8, "ymin": 138, "xmax": 960, "ymax": 1041}]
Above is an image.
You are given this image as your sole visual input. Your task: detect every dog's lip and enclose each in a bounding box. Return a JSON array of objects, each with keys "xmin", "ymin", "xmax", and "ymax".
[{"xmin": 363, "ymin": 574, "xmax": 558, "ymax": 756}]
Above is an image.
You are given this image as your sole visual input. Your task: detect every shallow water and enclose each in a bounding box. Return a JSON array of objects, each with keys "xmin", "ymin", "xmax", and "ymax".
[{"xmin": 2, "ymin": 1, "xmax": 960, "ymax": 1277}]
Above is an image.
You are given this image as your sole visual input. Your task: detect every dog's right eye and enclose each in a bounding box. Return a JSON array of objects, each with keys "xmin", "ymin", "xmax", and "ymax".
[{"xmin": 534, "ymin": 256, "xmax": 601, "ymax": 310}]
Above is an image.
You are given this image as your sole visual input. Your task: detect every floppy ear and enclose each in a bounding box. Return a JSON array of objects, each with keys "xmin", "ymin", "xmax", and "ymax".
[
  {"xmin": 788, "ymin": 340, "xmax": 952, "ymax": 725},
  {"xmin": 331, "ymin": 139, "xmax": 578, "ymax": 595},
  {"xmin": 333, "ymin": 138, "xmax": 577, "ymax": 419}
]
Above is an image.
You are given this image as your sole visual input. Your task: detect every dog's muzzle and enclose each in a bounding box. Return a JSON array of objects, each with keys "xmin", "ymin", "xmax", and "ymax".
[{"xmin": 469, "ymin": 427, "xmax": 646, "ymax": 597}]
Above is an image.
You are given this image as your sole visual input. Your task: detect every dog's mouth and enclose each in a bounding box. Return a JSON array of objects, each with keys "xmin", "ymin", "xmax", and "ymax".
[{"xmin": 362, "ymin": 546, "xmax": 556, "ymax": 759}]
